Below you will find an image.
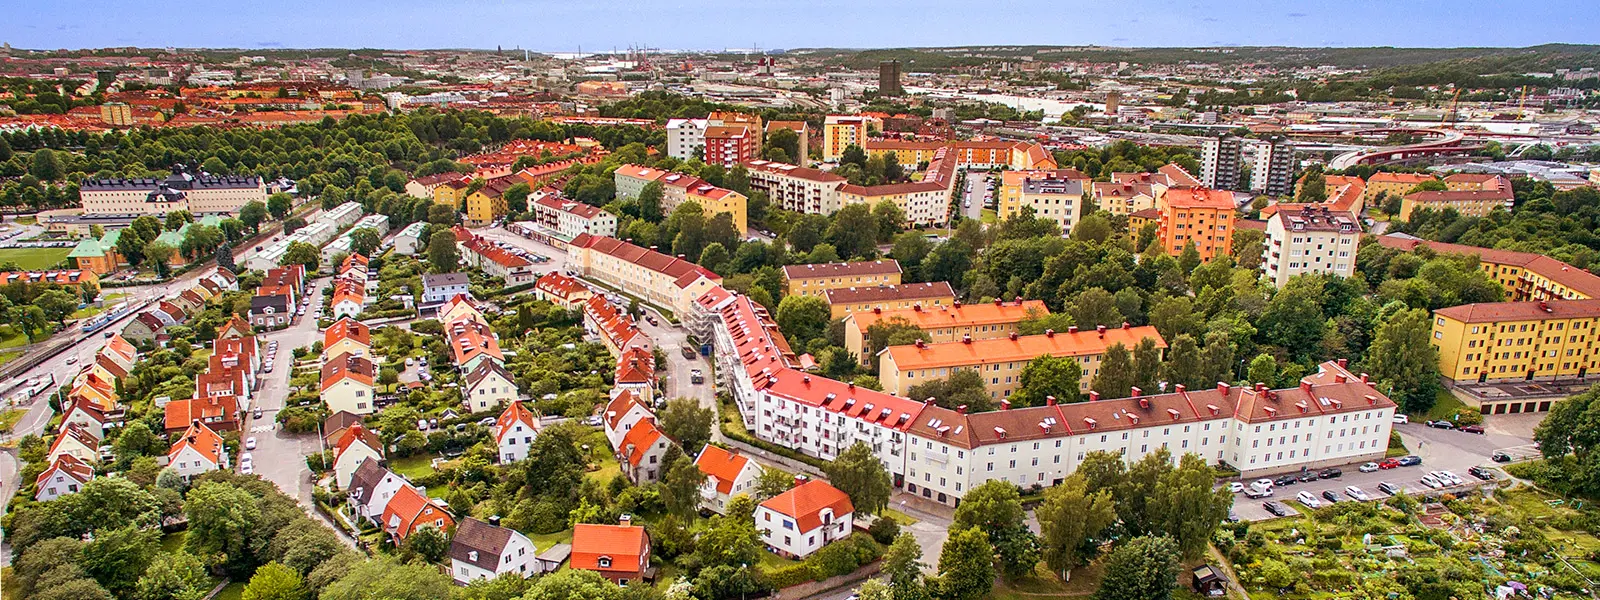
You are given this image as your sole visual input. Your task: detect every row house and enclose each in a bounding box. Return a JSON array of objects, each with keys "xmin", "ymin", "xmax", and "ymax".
[
  {"xmin": 321, "ymin": 352, "xmax": 377, "ymax": 416},
  {"xmin": 566, "ymin": 234, "xmax": 723, "ymax": 316},
  {"xmin": 35, "ymin": 454, "xmax": 95, "ymax": 502},
  {"xmin": 823, "ymin": 281, "xmax": 956, "ymax": 320},
  {"xmin": 448, "ymin": 317, "xmax": 505, "ymax": 374},
  {"xmin": 525, "ymin": 190, "xmax": 619, "ymax": 245},
  {"xmin": 454, "ymin": 227, "xmax": 537, "ymax": 284},
  {"xmin": 330, "ymin": 278, "xmax": 366, "ymax": 320},
  {"xmin": 782, "ymin": 260, "xmax": 902, "ymax": 298},
  {"xmin": 324, "ymin": 317, "xmax": 372, "ymax": 359},
  {"xmin": 534, "ymin": 272, "xmax": 593, "ymax": 309}
]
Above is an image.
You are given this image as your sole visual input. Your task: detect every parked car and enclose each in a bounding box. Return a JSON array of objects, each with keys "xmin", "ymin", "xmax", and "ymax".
[
  {"xmin": 241, "ymin": 463, "xmax": 254, "ymax": 474},
  {"xmin": 65, "ymin": 355, "xmax": 78, "ymax": 365},
  {"xmin": 1319, "ymin": 467, "xmax": 1342, "ymax": 479},
  {"xmin": 1359, "ymin": 462, "xmax": 1380, "ymax": 473},
  {"xmin": 1244, "ymin": 487, "xmax": 1272, "ymax": 499},
  {"xmin": 478, "ymin": 417, "xmax": 496, "ymax": 427},
  {"xmin": 1460, "ymin": 424, "xmax": 1486, "ymax": 434},
  {"xmin": 253, "ymin": 408, "xmax": 263, "ymax": 419},
  {"xmin": 1296, "ymin": 490, "xmax": 1322, "ymax": 508},
  {"xmin": 1321, "ymin": 490, "xmax": 1341, "ymax": 503},
  {"xmin": 1297, "ymin": 470, "xmax": 1319, "ymax": 483},
  {"xmin": 1426, "ymin": 420, "xmax": 1455, "ymax": 429},
  {"xmin": 1397, "ymin": 455, "xmax": 1423, "ymax": 467},
  {"xmin": 1420, "ymin": 474, "xmax": 1444, "ymax": 489},
  {"xmin": 1437, "ymin": 470, "xmax": 1464, "ymax": 486},
  {"xmin": 1273, "ymin": 474, "xmax": 1298, "ymax": 487},
  {"xmin": 1468, "ymin": 466, "xmax": 1495, "ymax": 480},
  {"xmin": 1491, "ymin": 451, "xmax": 1513, "ymax": 463},
  {"xmin": 245, "ymin": 437, "xmax": 257, "ymax": 451},
  {"xmin": 691, "ymin": 369, "xmax": 705, "ymax": 384},
  {"xmin": 1251, "ymin": 479, "xmax": 1274, "ymax": 492},
  {"xmin": 240, "ymin": 453, "xmax": 253, "ymax": 468},
  {"xmin": 1263, "ymin": 501, "xmax": 1290, "ymax": 517},
  {"xmin": 1392, "ymin": 414, "xmax": 1410, "ymax": 424},
  {"xmin": 1227, "ymin": 482, "xmax": 1245, "ymax": 493},
  {"xmin": 1345, "ymin": 486, "xmax": 1370, "ymax": 501},
  {"xmin": 1377, "ymin": 482, "xmax": 1401, "ymax": 495}
]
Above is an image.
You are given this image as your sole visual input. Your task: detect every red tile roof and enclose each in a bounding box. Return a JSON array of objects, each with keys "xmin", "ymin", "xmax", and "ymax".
[
  {"xmin": 494, "ymin": 402, "xmax": 541, "ymax": 446},
  {"xmin": 782, "ymin": 260, "xmax": 902, "ymax": 281},
  {"xmin": 619, "ymin": 419, "xmax": 665, "ymax": 467},
  {"xmin": 569, "ymin": 234, "xmax": 722, "ymax": 288},
  {"xmin": 35, "ymin": 454, "xmax": 94, "ymax": 490},
  {"xmin": 571, "ymin": 524, "xmax": 650, "ymax": 573},
  {"xmin": 169, "ymin": 421, "xmax": 225, "ymax": 465},
  {"xmin": 759, "ymin": 480, "xmax": 854, "ymax": 532},
  {"xmin": 1435, "ymin": 298, "xmax": 1600, "ymax": 323},
  {"xmin": 695, "ymin": 445, "xmax": 752, "ymax": 495},
  {"xmin": 324, "ymin": 317, "xmax": 371, "ymax": 349},
  {"xmin": 320, "ymin": 352, "xmax": 376, "ymax": 391}
]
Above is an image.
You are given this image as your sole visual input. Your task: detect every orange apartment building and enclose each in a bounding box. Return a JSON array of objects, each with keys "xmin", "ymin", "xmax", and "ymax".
[{"xmin": 1156, "ymin": 187, "xmax": 1237, "ymax": 262}]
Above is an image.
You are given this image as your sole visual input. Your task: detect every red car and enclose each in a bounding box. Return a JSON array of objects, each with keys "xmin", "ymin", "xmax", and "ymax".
[
  {"xmin": 1378, "ymin": 458, "xmax": 1400, "ymax": 469},
  {"xmin": 1460, "ymin": 425, "xmax": 1486, "ymax": 434}
]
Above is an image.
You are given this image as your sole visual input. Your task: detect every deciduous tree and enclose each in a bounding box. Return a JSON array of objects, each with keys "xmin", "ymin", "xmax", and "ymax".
[
  {"xmin": 823, "ymin": 442, "xmax": 892, "ymax": 515},
  {"xmin": 1037, "ymin": 473, "xmax": 1116, "ymax": 580}
]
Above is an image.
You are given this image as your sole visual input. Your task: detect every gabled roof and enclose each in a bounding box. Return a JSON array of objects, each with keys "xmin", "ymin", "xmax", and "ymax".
[
  {"xmin": 347, "ymin": 459, "xmax": 394, "ymax": 507},
  {"xmin": 619, "ymin": 419, "xmax": 665, "ymax": 467},
  {"xmin": 615, "ymin": 346, "xmax": 655, "ymax": 385},
  {"xmin": 847, "ymin": 299, "xmax": 1045, "ymax": 333},
  {"xmin": 695, "ymin": 445, "xmax": 753, "ymax": 495},
  {"xmin": 321, "ymin": 352, "xmax": 376, "ymax": 391},
  {"xmin": 568, "ymin": 234, "xmax": 722, "ymax": 287},
  {"xmin": 334, "ymin": 422, "xmax": 383, "ymax": 460},
  {"xmin": 50, "ymin": 422, "xmax": 100, "ymax": 457},
  {"xmin": 382, "ymin": 484, "xmax": 450, "ymax": 537},
  {"xmin": 169, "ymin": 421, "xmax": 225, "ymax": 465},
  {"xmin": 324, "ymin": 317, "xmax": 371, "ymax": 349},
  {"xmin": 494, "ymin": 401, "xmax": 541, "ymax": 446},
  {"xmin": 102, "ymin": 333, "xmax": 137, "ymax": 363},
  {"xmin": 571, "ymin": 524, "xmax": 649, "ymax": 572},
  {"xmin": 164, "ymin": 395, "xmax": 239, "ymax": 431},
  {"xmin": 35, "ymin": 453, "xmax": 94, "ymax": 490},
  {"xmin": 451, "ymin": 518, "xmax": 521, "ymax": 572},
  {"xmin": 536, "ymin": 272, "xmax": 588, "ymax": 300},
  {"xmin": 781, "ymin": 260, "xmax": 902, "ymax": 281},
  {"xmin": 759, "ymin": 479, "xmax": 854, "ymax": 532},
  {"xmin": 604, "ymin": 390, "xmax": 647, "ymax": 430}
]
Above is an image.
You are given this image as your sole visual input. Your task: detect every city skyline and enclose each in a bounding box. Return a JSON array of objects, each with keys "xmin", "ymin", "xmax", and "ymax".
[{"xmin": 2, "ymin": 0, "xmax": 1597, "ymax": 51}]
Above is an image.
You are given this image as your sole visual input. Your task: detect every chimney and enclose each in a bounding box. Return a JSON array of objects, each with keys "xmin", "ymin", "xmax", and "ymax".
[
  {"xmin": 1009, "ymin": 332, "xmax": 1018, "ymax": 341},
  {"xmin": 1138, "ymin": 397, "xmax": 1150, "ymax": 409},
  {"xmin": 957, "ymin": 404, "xmax": 967, "ymax": 414},
  {"xmin": 962, "ymin": 334, "xmax": 972, "ymax": 344},
  {"xmin": 1217, "ymin": 381, "xmax": 1231, "ymax": 395},
  {"xmin": 1046, "ymin": 395, "xmax": 1057, "ymax": 406},
  {"xmin": 1206, "ymin": 403, "xmax": 1220, "ymax": 416},
  {"xmin": 1365, "ymin": 394, "xmax": 1378, "ymax": 405},
  {"xmin": 1046, "ymin": 329, "xmax": 1056, "ymax": 338},
  {"xmin": 1334, "ymin": 373, "xmax": 1347, "ymax": 384},
  {"xmin": 953, "ymin": 300, "xmax": 961, "ymax": 308},
  {"xmin": 794, "ymin": 474, "xmax": 809, "ymax": 487},
  {"xmin": 1360, "ymin": 372, "xmax": 1370, "ymax": 384},
  {"xmin": 1299, "ymin": 379, "xmax": 1313, "ymax": 396},
  {"xmin": 994, "ymin": 298, "xmax": 1003, "ymax": 306},
  {"xmin": 847, "ymin": 382, "xmax": 855, "ymax": 391},
  {"xmin": 1089, "ymin": 390, "xmax": 1100, "ymax": 402},
  {"xmin": 923, "ymin": 397, "xmax": 935, "ymax": 406},
  {"xmin": 1013, "ymin": 296, "xmax": 1022, "ymax": 304},
  {"xmin": 1255, "ymin": 382, "xmax": 1266, "ymax": 393},
  {"xmin": 1066, "ymin": 326, "xmax": 1077, "ymax": 334},
  {"xmin": 620, "ymin": 514, "xmax": 632, "ymax": 525},
  {"xmin": 1336, "ymin": 358, "xmax": 1348, "ymax": 369},
  {"xmin": 1096, "ymin": 325, "xmax": 1106, "ymax": 336},
  {"xmin": 1122, "ymin": 321, "xmax": 1131, "ymax": 329},
  {"xmin": 915, "ymin": 339, "xmax": 925, "ymax": 349},
  {"xmin": 1175, "ymin": 383, "xmax": 1186, "ymax": 396},
  {"xmin": 1130, "ymin": 386, "xmax": 1142, "ymax": 398},
  {"xmin": 489, "ymin": 515, "xmax": 502, "ymax": 527},
  {"xmin": 1001, "ymin": 399, "xmax": 1011, "ymax": 410},
  {"xmin": 873, "ymin": 307, "xmax": 882, "ymax": 314},
  {"xmin": 913, "ymin": 304, "xmax": 922, "ymax": 312}
]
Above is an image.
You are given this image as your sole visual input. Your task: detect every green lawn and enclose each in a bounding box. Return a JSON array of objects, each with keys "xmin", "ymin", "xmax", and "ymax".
[
  {"xmin": 159, "ymin": 531, "xmax": 188, "ymax": 553},
  {"xmin": 13, "ymin": 216, "xmax": 37, "ymax": 226},
  {"xmin": 0, "ymin": 409, "xmax": 25, "ymax": 434},
  {"xmin": 0, "ymin": 351, "xmax": 22, "ymax": 368},
  {"xmin": 0, "ymin": 247, "xmax": 71, "ymax": 270},
  {"xmin": 214, "ymin": 581, "xmax": 245, "ymax": 600},
  {"xmin": 981, "ymin": 208, "xmax": 998, "ymax": 224},
  {"xmin": 527, "ymin": 528, "xmax": 574, "ymax": 551},
  {"xmin": 1420, "ymin": 388, "xmax": 1472, "ymax": 422},
  {"xmin": 390, "ymin": 453, "xmax": 439, "ymax": 480},
  {"xmin": 881, "ymin": 508, "xmax": 920, "ymax": 526},
  {"xmin": 69, "ymin": 293, "xmax": 128, "ymax": 320}
]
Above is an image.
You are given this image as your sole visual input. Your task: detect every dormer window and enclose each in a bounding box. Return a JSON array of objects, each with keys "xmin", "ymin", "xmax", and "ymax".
[{"xmin": 598, "ymin": 556, "xmax": 612, "ymax": 569}]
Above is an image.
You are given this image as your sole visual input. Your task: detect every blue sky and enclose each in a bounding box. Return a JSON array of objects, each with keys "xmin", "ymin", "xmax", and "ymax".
[{"xmin": 2, "ymin": 0, "xmax": 1594, "ymax": 51}]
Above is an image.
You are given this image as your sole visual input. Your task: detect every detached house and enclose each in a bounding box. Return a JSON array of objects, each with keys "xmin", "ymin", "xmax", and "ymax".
[
  {"xmin": 694, "ymin": 445, "xmax": 762, "ymax": 514},
  {"xmin": 602, "ymin": 391, "xmax": 652, "ymax": 449},
  {"xmin": 348, "ymin": 460, "xmax": 407, "ymax": 523},
  {"xmin": 60, "ymin": 400, "xmax": 110, "ymax": 440},
  {"xmin": 571, "ymin": 522, "xmax": 652, "ymax": 585},
  {"xmin": 755, "ymin": 480, "xmax": 855, "ymax": 559},
  {"xmin": 323, "ymin": 318, "xmax": 372, "ymax": 359},
  {"xmin": 492, "ymin": 401, "xmax": 541, "ymax": 464},
  {"xmin": 168, "ymin": 421, "xmax": 228, "ymax": 480},
  {"xmin": 47, "ymin": 423, "xmax": 100, "ymax": 464},
  {"xmin": 451, "ymin": 517, "xmax": 541, "ymax": 584},
  {"xmin": 332, "ymin": 422, "xmax": 385, "ymax": 489},
  {"xmin": 321, "ymin": 352, "xmax": 377, "ymax": 415},
  {"xmin": 381, "ymin": 484, "xmax": 455, "ymax": 543},
  {"xmin": 617, "ymin": 418, "xmax": 672, "ymax": 484},
  {"xmin": 35, "ymin": 454, "xmax": 95, "ymax": 502},
  {"xmin": 330, "ymin": 278, "xmax": 365, "ymax": 320}
]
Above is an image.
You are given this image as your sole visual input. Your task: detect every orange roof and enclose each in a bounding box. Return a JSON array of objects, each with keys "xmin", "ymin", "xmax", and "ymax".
[
  {"xmin": 331, "ymin": 278, "xmax": 365, "ymax": 307},
  {"xmin": 619, "ymin": 419, "xmax": 665, "ymax": 467},
  {"xmin": 571, "ymin": 523, "xmax": 650, "ymax": 573},
  {"xmin": 535, "ymin": 272, "xmax": 588, "ymax": 300},
  {"xmin": 1435, "ymin": 298, "xmax": 1600, "ymax": 323},
  {"xmin": 886, "ymin": 325, "xmax": 1166, "ymax": 370},
  {"xmin": 615, "ymin": 346, "xmax": 655, "ymax": 385},
  {"xmin": 604, "ymin": 391, "xmax": 646, "ymax": 430},
  {"xmin": 320, "ymin": 352, "xmax": 376, "ymax": 391},
  {"xmin": 1162, "ymin": 187, "xmax": 1235, "ymax": 210},
  {"xmin": 334, "ymin": 422, "xmax": 383, "ymax": 459},
  {"xmin": 447, "ymin": 318, "xmax": 504, "ymax": 366},
  {"xmin": 1158, "ymin": 163, "xmax": 1202, "ymax": 188},
  {"xmin": 695, "ymin": 445, "xmax": 752, "ymax": 495},
  {"xmin": 324, "ymin": 317, "xmax": 371, "ymax": 349},
  {"xmin": 164, "ymin": 395, "xmax": 239, "ymax": 432},
  {"xmin": 759, "ymin": 479, "xmax": 854, "ymax": 532},
  {"xmin": 494, "ymin": 402, "xmax": 541, "ymax": 445},
  {"xmin": 848, "ymin": 299, "xmax": 1046, "ymax": 333},
  {"xmin": 102, "ymin": 333, "xmax": 137, "ymax": 363},
  {"xmin": 168, "ymin": 421, "xmax": 225, "ymax": 465},
  {"xmin": 382, "ymin": 484, "xmax": 454, "ymax": 539}
]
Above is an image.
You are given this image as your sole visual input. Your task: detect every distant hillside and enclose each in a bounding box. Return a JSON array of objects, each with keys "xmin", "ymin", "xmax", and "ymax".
[{"xmin": 807, "ymin": 44, "xmax": 1600, "ymax": 73}]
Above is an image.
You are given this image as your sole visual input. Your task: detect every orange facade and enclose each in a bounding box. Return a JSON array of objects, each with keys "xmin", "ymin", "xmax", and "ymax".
[{"xmin": 1156, "ymin": 188, "xmax": 1237, "ymax": 262}]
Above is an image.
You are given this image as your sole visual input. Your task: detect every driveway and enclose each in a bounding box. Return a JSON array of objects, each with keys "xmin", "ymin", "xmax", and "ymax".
[{"xmin": 962, "ymin": 172, "xmax": 990, "ymax": 220}]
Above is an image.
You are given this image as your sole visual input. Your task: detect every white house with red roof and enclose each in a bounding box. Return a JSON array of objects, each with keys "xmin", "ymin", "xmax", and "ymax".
[
  {"xmin": 602, "ymin": 391, "xmax": 653, "ymax": 449},
  {"xmin": 616, "ymin": 418, "xmax": 673, "ymax": 484},
  {"xmin": 35, "ymin": 454, "xmax": 95, "ymax": 502},
  {"xmin": 463, "ymin": 361, "xmax": 519, "ymax": 412},
  {"xmin": 613, "ymin": 346, "xmax": 656, "ymax": 402},
  {"xmin": 755, "ymin": 479, "xmax": 855, "ymax": 559},
  {"xmin": 694, "ymin": 445, "xmax": 762, "ymax": 513},
  {"xmin": 332, "ymin": 422, "xmax": 385, "ymax": 489},
  {"xmin": 381, "ymin": 484, "xmax": 455, "ymax": 543},
  {"xmin": 168, "ymin": 421, "xmax": 228, "ymax": 480},
  {"xmin": 47, "ymin": 423, "xmax": 100, "ymax": 465},
  {"xmin": 492, "ymin": 401, "xmax": 541, "ymax": 464},
  {"xmin": 330, "ymin": 278, "xmax": 366, "ymax": 319},
  {"xmin": 60, "ymin": 400, "xmax": 110, "ymax": 440}
]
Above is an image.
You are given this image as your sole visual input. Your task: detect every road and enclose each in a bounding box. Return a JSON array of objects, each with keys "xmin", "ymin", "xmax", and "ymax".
[{"xmin": 962, "ymin": 172, "xmax": 990, "ymax": 221}]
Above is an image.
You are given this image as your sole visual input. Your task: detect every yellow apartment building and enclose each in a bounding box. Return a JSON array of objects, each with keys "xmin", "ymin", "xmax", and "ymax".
[
  {"xmin": 1431, "ymin": 299, "xmax": 1600, "ymax": 392},
  {"xmin": 782, "ymin": 260, "xmax": 902, "ymax": 297},
  {"xmin": 878, "ymin": 325, "xmax": 1166, "ymax": 398},
  {"xmin": 843, "ymin": 299, "xmax": 1048, "ymax": 362}
]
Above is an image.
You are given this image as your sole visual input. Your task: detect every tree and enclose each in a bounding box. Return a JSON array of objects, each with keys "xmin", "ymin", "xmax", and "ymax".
[
  {"xmin": 1296, "ymin": 166, "xmax": 1327, "ymax": 203},
  {"xmin": 936, "ymin": 527, "xmax": 994, "ymax": 600},
  {"xmin": 1092, "ymin": 536, "xmax": 1179, "ymax": 600},
  {"xmin": 347, "ymin": 228, "xmax": 381, "ymax": 257},
  {"xmin": 319, "ymin": 557, "xmax": 452, "ymax": 600},
  {"xmin": 954, "ymin": 481, "xmax": 1040, "ymax": 580},
  {"xmin": 1037, "ymin": 473, "xmax": 1116, "ymax": 580},
  {"xmin": 81, "ymin": 524, "xmax": 160, "ymax": 596},
  {"xmin": 30, "ymin": 149, "xmax": 63, "ymax": 180},
  {"xmin": 1090, "ymin": 343, "xmax": 1136, "ymax": 399},
  {"xmin": 242, "ymin": 562, "xmax": 306, "ymax": 600},
  {"xmin": 114, "ymin": 421, "xmax": 161, "ymax": 458},
  {"xmin": 754, "ymin": 467, "xmax": 794, "ymax": 500},
  {"xmin": 637, "ymin": 181, "xmax": 664, "ymax": 222},
  {"xmin": 502, "ymin": 182, "xmax": 532, "ymax": 215},
  {"xmin": 165, "ymin": 210, "xmax": 194, "ymax": 231},
  {"xmin": 1148, "ymin": 453, "xmax": 1231, "ymax": 558},
  {"xmin": 1013, "ymin": 355, "xmax": 1082, "ymax": 406},
  {"xmin": 1071, "ymin": 287, "xmax": 1123, "ymax": 329},
  {"xmin": 883, "ymin": 533, "xmax": 930, "ymax": 600},
  {"xmin": 823, "ymin": 442, "xmax": 892, "ymax": 515},
  {"xmin": 282, "ymin": 217, "xmax": 307, "ymax": 235},
  {"xmin": 401, "ymin": 527, "xmax": 451, "ymax": 564},
  {"xmin": 907, "ymin": 368, "xmax": 993, "ymax": 413},
  {"xmin": 184, "ymin": 481, "xmax": 261, "ymax": 571},
  {"xmin": 1161, "ymin": 333, "xmax": 1204, "ymax": 390},
  {"xmin": 280, "ymin": 241, "xmax": 320, "ymax": 271},
  {"xmin": 268, "ymin": 192, "xmax": 293, "ymax": 220},
  {"xmin": 1176, "ymin": 240, "xmax": 1201, "ymax": 275},
  {"xmin": 659, "ymin": 398, "xmax": 714, "ymax": 454},
  {"xmin": 698, "ymin": 242, "xmax": 730, "ymax": 274},
  {"xmin": 1071, "ymin": 213, "xmax": 1113, "ymax": 243},
  {"xmin": 1131, "ymin": 337, "xmax": 1162, "ymax": 393},
  {"xmin": 659, "ymin": 449, "xmax": 706, "ymax": 518},
  {"xmin": 427, "ymin": 232, "xmax": 460, "ymax": 273},
  {"xmin": 217, "ymin": 243, "xmax": 237, "ymax": 273},
  {"xmin": 34, "ymin": 289, "xmax": 79, "ymax": 322},
  {"xmin": 143, "ymin": 241, "xmax": 177, "ymax": 278},
  {"xmin": 135, "ymin": 551, "xmax": 209, "ymax": 600},
  {"xmin": 775, "ymin": 294, "xmax": 830, "ymax": 348},
  {"xmin": 1364, "ymin": 307, "xmax": 1441, "ymax": 413},
  {"xmin": 827, "ymin": 204, "xmax": 880, "ymax": 259},
  {"xmin": 1247, "ymin": 353, "xmax": 1277, "ymax": 387}
]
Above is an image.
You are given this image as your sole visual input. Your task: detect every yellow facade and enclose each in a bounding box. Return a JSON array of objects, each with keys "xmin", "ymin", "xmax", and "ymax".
[
  {"xmin": 1431, "ymin": 301, "xmax": 1600, "ymax": 384},
  {"xmin": 866, "ymin": 145, "xmax": 942, "ymax": 167},
  {"xmin": 464, "ymin": 190, "xmax": 506, "ymax": 227},
  {"xmin": 1398, "ymin": 194, "xmax": 1508, "ymax": 221},
  {"xmin": 822, "ymin": 116, "xmax": 879, "ymax": 162},
  {"xmin": 783, "ymin": 266, "xmax": 901, "ymax": 298},
  {"xmin": 686, "ymin": 189, "xmax": 749, "ymax": 235},
  {"xmin": 434, "ymin": 183, "xmax": 468, "ymax": 208}
]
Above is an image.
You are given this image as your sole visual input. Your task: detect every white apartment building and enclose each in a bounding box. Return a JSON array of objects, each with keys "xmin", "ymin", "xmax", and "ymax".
[
  {"xmin": 1261, "ymin": 205, "xmax": 1360, "ymax": 288},
  {"xmin": 745, "ymin": 160, "xmax": 849, "ymax": 215},
  {"xmin": 79, "ymin": 169, "xmax": 268, "ymax": 216},
  {"xmin": 666, "ymin": 119, "xmax": 708, "ymax": 160},
  {"xmin": 530, "ymin": 193, "xmax": 618, "ymax": 242}
]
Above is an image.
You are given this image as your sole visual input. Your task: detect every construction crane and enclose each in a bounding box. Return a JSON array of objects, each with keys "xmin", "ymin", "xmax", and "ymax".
[
  {"xmin": 1516, "ymin": 85, "xmax": 1531, "ymax": 119},
  {"xmin": 1442, "ymin": 89, "xmax": 1462, "ymax": 125}
]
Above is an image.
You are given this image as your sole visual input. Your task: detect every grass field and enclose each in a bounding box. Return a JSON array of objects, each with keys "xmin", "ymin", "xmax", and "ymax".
[
  {"xmin": 214, "ymin": 581, "xmax": 244, "ymax": 600},
  {"xmin": 1421, "ymin": 388, "xmax": 1473, "ymax": 422},
  {"xmin": 0, "ymin": 247, "xmax": 70, "ymax": 270},
  {"xmin": 0, "ymin": 409, "xmax": 24, "ymax": 434},
  {"xmin": 390, "ymin": 453, "xmax": 439, "ymax": 480}
]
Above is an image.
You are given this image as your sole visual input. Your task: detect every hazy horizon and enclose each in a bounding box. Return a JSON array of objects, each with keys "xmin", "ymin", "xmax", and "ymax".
[{"xmin": 2, "ymin": 0, "xmax": 1596, "ymax": 53}]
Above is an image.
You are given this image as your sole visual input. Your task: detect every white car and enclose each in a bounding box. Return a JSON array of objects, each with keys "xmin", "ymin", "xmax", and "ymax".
[
  {"xmin": 1252, "ymin": 478, "xmax": 1274, "ymax": 492},
  {"xmin": 241, "ymin": 463, "xmax": 254, "ymax": 474},
  {"xmin": 1393, "ymin": 414, "xmax": 1410, "ymax": 424},
  {"xmin": 1437, "ymin": 470, "xmax": 1464, "ymax": 486},
  {"xmin": 240, "ymin": 453, "xmax": 253, "ymax": 467},
  {"xmin": 1359, "ymin": 462, "xmax": 1380, "ymax": 473},
  {"xmin": 65, "ymin": 355, "xmax": 78, "ymax": 365},
  {"xmin": 1420, "ymin": 474, "xmax": 1443, "ymax": 489},
  {"xmin": 1227, "ymin": 482, "xmax": 1245, "ymax": 493},
  {"xmin": 245, "ymin": 437, "xmax": 257, "ymax": 451},
  {"xmin": 1296, "ymin": 490, "xmax": 1322, "ymax": 508},
  {"xmin": 1345, "ymin": 486, "xmax": 1370, "ymax": 501}
]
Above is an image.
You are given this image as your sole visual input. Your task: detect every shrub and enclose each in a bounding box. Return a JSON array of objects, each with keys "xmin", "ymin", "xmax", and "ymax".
[
  {"xmin": 761, "ymin": 563, "xmax": 819, "ymax": 589},
  {"xmin": 868, "ymin": 516, "xmax": 900, "ymax": 544}
]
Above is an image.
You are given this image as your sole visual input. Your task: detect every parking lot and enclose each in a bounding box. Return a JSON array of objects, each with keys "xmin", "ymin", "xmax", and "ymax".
[{"xmin": 1229, "ymin": 418, "xmax": 1541, "ymax": 521}]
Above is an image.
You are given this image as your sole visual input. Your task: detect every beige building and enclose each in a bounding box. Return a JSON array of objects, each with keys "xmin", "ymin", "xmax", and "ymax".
[
  {"xmin": 79, "ymin": 169, "xmax": 269, "ymax": 216},
  {"xmin": 1261, "ymin": 205, "xmax": 1360, "ymax": 288},
  {"xmin": 879, "ymin": 325, "xmax": 1166, "ymax": 398},
  {"xmin": 567, "ymin": 234, "xmax": 723, "ymax": 315},
  {"xmin": 999, "ymin": 169, "xmax": 1092, "ymax": 220},
  {"xmin": 844, "ymin": 299, "xmax": 1048, "ymax": 362},
  {"xmin": 782, "ymin": 260, "xmax": 902, "ymax": 298},
  {"xmin": 823, "ymin": 281, "xmax": 956, "ymax": 319},
  {"xmin": 1399, "ymin": 189, "xmax": 1514, "ymax": 221}
]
